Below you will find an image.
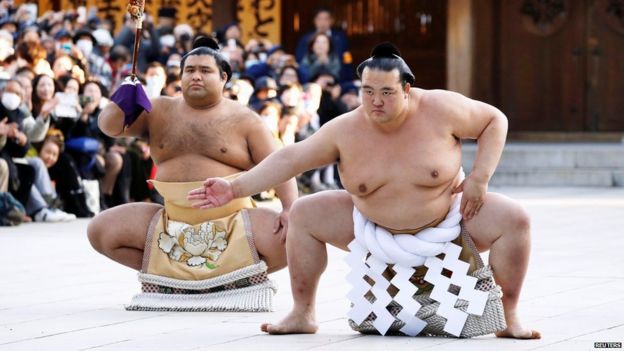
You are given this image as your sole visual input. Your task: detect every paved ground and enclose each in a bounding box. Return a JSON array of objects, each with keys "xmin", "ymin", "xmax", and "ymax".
[{"xmin": 1, "ymin": 186, "xmax": 623, "ymax": 351}]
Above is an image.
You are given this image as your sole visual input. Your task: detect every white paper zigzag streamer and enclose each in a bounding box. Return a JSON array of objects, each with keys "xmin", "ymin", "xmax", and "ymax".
[{"xmin": 346, "ymin": 187, "xmax": 489, "ymax": 337}]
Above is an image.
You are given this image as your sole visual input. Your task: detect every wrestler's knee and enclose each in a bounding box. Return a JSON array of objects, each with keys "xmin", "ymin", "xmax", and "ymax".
[
  {"xmin": 288, "ymin": 195, "xmax": 316, "ymax": 228},
  {"xmin": 509, "ymin": 203, "xmax": 531, "ymax": 234},
  {"xmin": 105, "ymin": 151, "xmax": 123, "ymax": 170},
  {"xmin": 86, "ymin": 214, "xmax": 106, "ymax": 253}
]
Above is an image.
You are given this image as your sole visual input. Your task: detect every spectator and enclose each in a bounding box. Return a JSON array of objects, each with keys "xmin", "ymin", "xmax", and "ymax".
[
  {"xmin": 163, "ymin": 72, "xmax": 182, "ymax": 97},
  {"xmin": 25, "ymin": 151, "xmax": 77, "ymax": 222},
  {"xmin": 249, "ymin": 76, "xmax": 278, "ymax": 111},
  {"xmin": 173, "ymin": 24, "xmax": 193, "ymax": 55},
  {"xmin": 59, "ymin": 74, "xmax": 80, "ymax": 94},
  {"xmin": 227, "ymin": 76, "xmax": 255, "ymax": 106},
  {"xmin": 1, "ymin": 80, "xmax": 35, "ymax": 207},
  {"xmin": 15, "ymin": 67, "xmax": 34, "ymax": 110},
  {"xmin": 19, "ymin": 26, "xmax": 41, "ymax": 45},
  {"xmin": 155, "ymin": 7, "xmax": 176, "ymax": 38},
  {"xmin": 65, "ymin": 79, "xmax": 109, "ymax": 180},
  {"xmin": 4, "ymin": 79, "xmax": 49, "ymax": 143},
  {"xmin": 108, "ymin": 45, "xmax": 131, "ymax": 90},
  {"xmin": 52, "ymin": 54, "xmax": 75, "ymax": 80},
  {"xmin": 0, "ymin": 29, "xmax": 14, "ymax": 63},
  {"xmin": 221, "ymin": 39, "xmax": 245, "ymax": 74},
  {"xmin": 277, "ymin": 64, "xmax": 301, "ymax": 87},
  {"xmin": 300, "ymin": 32, "xmax": 342, "ymax": 84},
  {"xmin": 309, "ymin": 69, "xmax": 347, "ymax": 126},
  {"xmin": 256, "ymin": 101, "xmax": 282, "ymax": 143},
  {"xmin": 165, "ymin": 53, "xmax": 182, "ymax": 77},
  {"xmin": 340, "ymin": 80, "xmax": 361, "ymax": 111},
  {"xmin": 15, "ymin": 40, "xmax": 52, "ymax": 76},
  {"xmin": 88, "ymin": 28, "xmax": 114, "ymax": 88},
  {"xmin": 114, "ymin": 14, "xmax": 160, "ymax": 73},
  {"xmin": 295, "ymin": 7, "xmax": 349, "ymax": 64},
  {"xmin": 36, "ymin": 133, "xmax": 90, "ymax": 218},
  {"xmin": 220, "ymin": 22, "xmax": 242, "ymax": 44},
  {"xmin": 143, "ymin": 62, "xmax": 166, "ymax": 98}
]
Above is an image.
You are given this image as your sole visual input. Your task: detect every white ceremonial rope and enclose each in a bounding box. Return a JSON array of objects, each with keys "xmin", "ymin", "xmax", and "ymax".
[{"xmin": 352, "ymin": 171, "xmax": 465, "ymax": 268}]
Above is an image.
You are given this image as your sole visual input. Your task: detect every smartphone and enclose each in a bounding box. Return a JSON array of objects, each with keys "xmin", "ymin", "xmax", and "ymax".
[
  {"xmin": 79, "ymin": 95, "xmax": 92, "ymax": 107},
  {"xmin": 54, "ymin": 92, "xmax": 79, "ymax": 119}
]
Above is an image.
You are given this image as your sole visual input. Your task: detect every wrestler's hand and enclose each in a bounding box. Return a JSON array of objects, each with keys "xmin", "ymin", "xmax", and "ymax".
[
  {"xmin": 452, "ymin": 175, "xmax": 488, "ymax": 221},
  {"xmin": 187, "ymin": 178, "xmax": 234, "ymax": 209},
  {"xmin": 274, "ymin": 209, "xmax": 289, "ymax": 243}
]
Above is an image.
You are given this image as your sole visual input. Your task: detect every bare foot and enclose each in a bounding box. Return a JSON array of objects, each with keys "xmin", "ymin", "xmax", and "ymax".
[
  {"xmin": 260, "ymin": 311, "xmax": 318, "ymax": 335},
  {"xmin": 496, "ymin": 324, "xmax": 541, "ymax": 339}
]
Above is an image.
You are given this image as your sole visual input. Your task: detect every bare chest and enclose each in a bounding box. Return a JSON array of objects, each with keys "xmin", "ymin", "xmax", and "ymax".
[
  {"xmin": 147, "ymin": 108, "xmax": 250, "ymax": 167},
  {"xmin": 338, "ymin": 124, "xmax": 461, "ymax": 196}
]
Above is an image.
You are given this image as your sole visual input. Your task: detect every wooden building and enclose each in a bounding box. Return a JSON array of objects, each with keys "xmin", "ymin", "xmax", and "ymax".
[{"xmin": 282, "ymin": 0, "xmax": 624, "ymax": 137}]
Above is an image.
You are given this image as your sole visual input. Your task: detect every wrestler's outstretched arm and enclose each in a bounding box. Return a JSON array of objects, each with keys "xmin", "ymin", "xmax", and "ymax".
[
  {"xmin": 431, "ymin": 90, "xmax": 508, "ymax": 220},
  {"xmin": 98, "ymin": 93, "xmax": 163, "ymax": 139},
  {"xmin": 188, "ymin": 116, "xmax": 343, "ymax": 209}
]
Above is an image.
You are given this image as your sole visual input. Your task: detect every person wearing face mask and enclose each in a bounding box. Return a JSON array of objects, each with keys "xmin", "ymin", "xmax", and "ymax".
[
  {"xmin": 0, "ymin": 79, "xmax": 35, "ymax": 209},
  {"xmin": 71, "ymin": 30, "xmax": 96, "ymax": 79},
  {"xmin": 3, "ymin": 79, "xmax": 50, "ymax": 143},
  {"xmin": 1, "ymin": 86, "xmax": 21, "ymax": 111},
  {"xmin": 1, "ymin": 75, "xmax": 51, "ymax": 223},
  {"xmin": 143, "ymin": 62, "xmax": 166, "ymax": 98},
  {"xmin": 74, "ymin": 33, "xmax": 94, "ymax": 58}
]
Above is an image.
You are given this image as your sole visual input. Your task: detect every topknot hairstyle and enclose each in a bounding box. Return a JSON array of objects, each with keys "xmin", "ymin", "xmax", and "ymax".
[
  {"xmin": 356, "ymin": 42, "xmax": 415, "ymax": 87},
  {"xmin": 180, "ymin": 36, "xmax": 232, "ymax": 82}
]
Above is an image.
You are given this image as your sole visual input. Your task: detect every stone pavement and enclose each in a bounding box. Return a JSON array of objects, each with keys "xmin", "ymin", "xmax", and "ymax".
[{"xmin": 1, "ymin": 187, "xmax": 623, "ymax": 351}]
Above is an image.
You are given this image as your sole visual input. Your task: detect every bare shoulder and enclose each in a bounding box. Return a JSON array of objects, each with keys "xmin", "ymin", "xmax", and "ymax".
[
  {"xmin": 221, "ymin": 99, "xmax": 263, "ymax": 127},
  {"xmin": 417, "ymin": 88, "xmax": 483, "ymax": 122},
  {"xmin": 419, "ymin": 89, "xmax": 471, "ymax": 111},
  {"xmin": 147, "ymin": 96, "xmax": 178, "ymax": 117},
  {"xmin": 323, "ymin": 108, "xmax": 361, "ymax": 133},
  {"xmin": 219, "ymin": 99, "xmax": 269, "ymax": 139}
]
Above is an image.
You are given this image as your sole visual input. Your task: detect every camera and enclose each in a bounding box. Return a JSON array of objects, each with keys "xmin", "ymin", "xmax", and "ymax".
[{"xmin": 79, "ymin": 95, "xmax": 92, "ymax": 107}]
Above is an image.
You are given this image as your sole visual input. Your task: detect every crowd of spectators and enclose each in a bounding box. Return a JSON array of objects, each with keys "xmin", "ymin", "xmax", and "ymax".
[{"xmin": 0, "ymin": 3, "xmax": 362, "ymax": 226}]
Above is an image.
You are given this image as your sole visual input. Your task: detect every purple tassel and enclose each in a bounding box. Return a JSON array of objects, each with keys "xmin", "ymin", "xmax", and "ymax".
[{"xmin": 110, "ymin": 77, "xmax": 153, "ymax": 129}]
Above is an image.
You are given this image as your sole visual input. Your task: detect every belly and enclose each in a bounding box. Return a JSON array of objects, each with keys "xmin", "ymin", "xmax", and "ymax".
[{"xmin": 351, "ymin": 177, "xmax": 460, "ymax": 231}]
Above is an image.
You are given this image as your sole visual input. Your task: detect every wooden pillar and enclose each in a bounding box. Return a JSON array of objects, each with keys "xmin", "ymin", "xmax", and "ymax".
[{"xmin": 446, "ymin": 0, "xmax": 474, "ymax": 96}]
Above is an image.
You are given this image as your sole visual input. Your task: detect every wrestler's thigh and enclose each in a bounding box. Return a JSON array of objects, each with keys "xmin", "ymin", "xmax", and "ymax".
[
  {"xmin": 290, "ymin": 190, "xmax": 355, "ymax": 250},
  {"xmin": 87, "ymin": 202, "xmax": 162, "ymax": 251},
  {"xmin": 463, "ymin": 192, "xmax": 529, "ymax": 252}
]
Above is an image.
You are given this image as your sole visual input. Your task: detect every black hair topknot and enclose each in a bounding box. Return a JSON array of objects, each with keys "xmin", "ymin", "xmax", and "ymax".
[
  {"xmin": 192, "ymin": 36, "xmax": 219, "ymax": 50},
  {"xmin": 180, "ymin": 36, "xmax": 232, "ymax": 82},
  {"xmin": 370, "ymin": 42, "xmax": 402, "ymax": 59},
  {"xmin": 356, "ymin": 42, "xmax": 415, "ymax": 86}
]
